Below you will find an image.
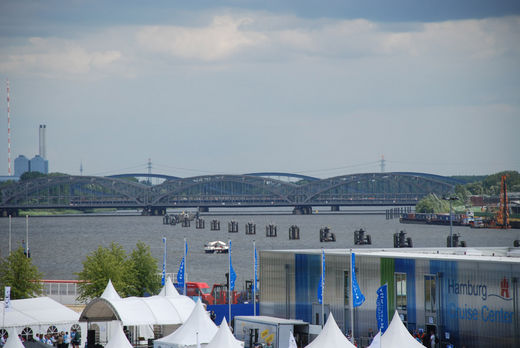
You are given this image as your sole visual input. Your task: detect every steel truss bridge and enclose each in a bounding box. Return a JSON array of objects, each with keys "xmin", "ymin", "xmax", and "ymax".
[{"xmin": 0, "ymin": 172, "xmax": 458, "ymax": 216}]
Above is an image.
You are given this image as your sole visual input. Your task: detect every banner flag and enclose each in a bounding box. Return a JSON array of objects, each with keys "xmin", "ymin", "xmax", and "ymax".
[
  {"xmin": 229, "ymin": 241, "xmax": 237, "ymax": 291},
  {"xmin": 376, "ymin": 284, "xmax": 389, "ymax": 333},
  {"xmin": 317, "ymin": 249, "xmax": 325, "ymax": 304},
  {"xmin": 177, "ymin": 256, "xmax": 185, "ymax": 291},
  {"xmin": 177, "ymin": 241, "xmax": 187, "ymax": 292},
  {"xmin": 351, "ymin": 253, "xmax": 365, "ymax": 307},
  {"xmin": 4, "ymin": 286, "xmax": 11, "ymax": 312},
  {"xmin": 254, "ymin": 245, "xmax": 258, "ymax": 292},
  {"xmin": 162, "ymin": 237, "xmax": 167, "ymax": 286}
]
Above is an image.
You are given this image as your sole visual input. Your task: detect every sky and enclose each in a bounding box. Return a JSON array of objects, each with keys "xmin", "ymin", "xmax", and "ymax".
[{"xmin": 0, "ymin": 1, "xmax": 519, "ymax": 179}]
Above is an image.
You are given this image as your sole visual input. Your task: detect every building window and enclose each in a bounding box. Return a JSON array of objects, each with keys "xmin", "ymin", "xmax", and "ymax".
[
  {"xmin": 424, "ymin": 275, "xmax": 436, "ymax": 313},
  {"xmin": 395, "ymin": 273, "xmax": 407, "ymax": 310}
]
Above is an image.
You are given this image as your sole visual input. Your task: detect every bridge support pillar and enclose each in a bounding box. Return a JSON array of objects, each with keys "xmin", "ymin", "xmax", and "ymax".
[
  {"xmin": 293, "ymin": 206, "xmax": 313, "ymax": 215},
  {"xmin": 331, "ymin": 205, "xmax": 340, "ymax": 212},
  {"xmin": 198, "ymin": 206, "xmax": 209, "ymax": 213}
]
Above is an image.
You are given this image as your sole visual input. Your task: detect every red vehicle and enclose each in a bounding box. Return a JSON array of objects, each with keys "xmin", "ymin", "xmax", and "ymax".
[
  {"xmin": 211, "ymin": 284, "xmax": 240, "ymax": 305},
  {"xmin": 174, "ymin": 282, "xmax": 214, "ymax": 305}
]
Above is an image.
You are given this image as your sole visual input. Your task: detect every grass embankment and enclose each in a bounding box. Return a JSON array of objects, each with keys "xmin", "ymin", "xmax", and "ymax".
[{"xmin": 19, "ymin": 208, "xmax": 117, "ymax": 216}]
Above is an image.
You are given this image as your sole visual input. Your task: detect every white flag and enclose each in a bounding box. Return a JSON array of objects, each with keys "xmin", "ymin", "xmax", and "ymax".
[
  {"xmin": 4, "ymin": 286, "xmax": 11, "ymax": 312},
  {"xmin": 289, "ymin": 330, "xmax": 297, "ymax": 348}
]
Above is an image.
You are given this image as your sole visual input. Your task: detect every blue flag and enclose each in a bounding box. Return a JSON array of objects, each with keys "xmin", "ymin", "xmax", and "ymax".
[
  {"xmin": 229, "ymin": 241, "xmax": 237, "ymax": 291},
  {"xmin": 177, "ymin": 256, "xmax": 185, "ymax": 291},
  {"xmin": 317, "ymin": 249, "xmax": 325, "ymax": 304},
  {"xmin": 351, "ymin": 253, "xmax": 365, "ymax": 307},
  {"xmin": 254, "ymin": 246, "xmax": 258, "ymax": 292},
  {"xmin": 376, "ymin": 284, "xmax": 389, "ymax": 333},
  {"xmin": 162, "ymin": 237, "xmax": 167, "ymax": 286},
  {"xmin": 177, "ymin": 241, "xmax": 188, "ymax": 293}
]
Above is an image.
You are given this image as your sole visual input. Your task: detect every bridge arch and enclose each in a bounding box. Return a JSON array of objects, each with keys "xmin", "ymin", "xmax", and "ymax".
[{"xmin": 151, "ymin": 175, "xmax": 296, "ymax": 206}]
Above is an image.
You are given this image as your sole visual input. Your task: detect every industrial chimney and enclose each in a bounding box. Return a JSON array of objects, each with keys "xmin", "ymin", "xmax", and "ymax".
[{"xmin": 39, "ymin": 124, "xmax": 46, "ymax": 159}]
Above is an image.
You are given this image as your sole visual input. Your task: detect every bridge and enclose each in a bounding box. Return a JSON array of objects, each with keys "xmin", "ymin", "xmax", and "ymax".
[{"xmin": 0, "ymin": 172, "xmax": 458, "ymax": 216}]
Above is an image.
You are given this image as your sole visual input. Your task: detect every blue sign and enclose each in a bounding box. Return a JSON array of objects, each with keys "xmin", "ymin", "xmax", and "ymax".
[
  {"xmin": 351, "ymin": 253, "xmax": 365, "ymax": 307},
  {"xmin": 254, "ymin": 246, "xmax": 258, "ymax": 292},
  {"xmin": 162, "ymin": 237, "xmax": 167, "ymax": 286},
  {"xmin": 376, "ymin": 284, "xmax": 389, "ymax": 333}
]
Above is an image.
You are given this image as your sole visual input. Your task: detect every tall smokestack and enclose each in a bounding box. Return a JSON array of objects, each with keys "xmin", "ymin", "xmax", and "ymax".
[{"xmin": 39, "ymin": 124, "xmax": 46, "ymax": 159}]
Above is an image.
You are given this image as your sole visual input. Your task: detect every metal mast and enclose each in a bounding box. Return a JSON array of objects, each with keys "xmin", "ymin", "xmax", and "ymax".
[
  {"xmin": 380, "ymin": 155, "xmax": 385, "ymax": 173},
  {"xmin": 7, "ymin": 79, "xmax": 11, "ymax": 176}
]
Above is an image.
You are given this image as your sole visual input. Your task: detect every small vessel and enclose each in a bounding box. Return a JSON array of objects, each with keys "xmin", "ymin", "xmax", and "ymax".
[{"xmin": 204, "ymin": 240, "xmax": 229, "ymax": 254}]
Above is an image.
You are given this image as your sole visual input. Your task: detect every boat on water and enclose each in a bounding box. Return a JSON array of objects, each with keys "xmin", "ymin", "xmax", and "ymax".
[{"xmin": 204, "ymin": 240, "xmax": 229, "ymax": 254}]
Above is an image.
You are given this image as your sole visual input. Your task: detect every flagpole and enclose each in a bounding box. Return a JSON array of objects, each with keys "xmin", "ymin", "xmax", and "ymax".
[
  {"xmin": 253, "ymin": 240, "xmax": 256, "ymax": 316},
  {"xmin": 349, "ymin": 249, "xmax": 355, "ymax": 344},
  {"xmin": 321, "ymin": 248, "xmax": 324, "ymax": 326},
  {"xmin": 8, "ymin": 215, "xmax": 12, "ymax": 255},
  {"xmin": 25, "ymin": 215, "xmax": 29, "ymax": 257},
  {"xmin": 183, "ymin": 238, "xmax": 187, "ymax": 296},
  {"xmin": 228, "ymin": 239, "xmax": 232, "ymax": 323}
]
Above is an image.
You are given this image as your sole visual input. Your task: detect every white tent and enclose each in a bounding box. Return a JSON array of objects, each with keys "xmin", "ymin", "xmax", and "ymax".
[
  {"xmin": 80, "ymin": 286, "xmax": 195, "ymax": 326},
  {"xmin": 367, "ymin": 331, "xmax": 381, "ymax": 348},
  {"xmin": 159, "ymin": 276, "xmax": 180, "ymax": 297},
  {"xmin": 305, "ymin": 313, "xmax": 356, "ymax": 348},
  {"xmin": 104, "ymin": 323, "xmax": 133, "ymax": 348},
  {"xmin": 153, "ymin": 300, "xmax": 218, "ymax": 348},
  {"xmin": 205, "ymin": 318, "xmax": 244, "ymax": 348},
  {"xmin": 100, "ymin": 279, "xmax": 122, "ymax": 301},
  {"xmin": 0, "ymin": 297, "xmax": 84, "ymax": 336},
  {"xmin": 3, "ymin": 328, "xmax": 25, "ymax": 348},
  {"xmin": 380, "ymin": 311, "xmax": 425, "ymax": 348}
]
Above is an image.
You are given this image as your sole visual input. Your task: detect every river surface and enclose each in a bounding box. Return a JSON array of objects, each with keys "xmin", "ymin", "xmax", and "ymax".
[{"xmin": 1, "ymin": 208, "xmax": 519, "ymax": 289}]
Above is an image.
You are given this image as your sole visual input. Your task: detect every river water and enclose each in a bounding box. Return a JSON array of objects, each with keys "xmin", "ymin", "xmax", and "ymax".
[{"xmin": 1, "ymin": 208, "xmax": 519, "ymax": 289}]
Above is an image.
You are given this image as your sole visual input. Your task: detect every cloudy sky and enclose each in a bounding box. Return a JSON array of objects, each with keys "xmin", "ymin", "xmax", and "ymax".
[{"xmin": 0, "ymin": 1, "xmax": 519, "ymax": 178}]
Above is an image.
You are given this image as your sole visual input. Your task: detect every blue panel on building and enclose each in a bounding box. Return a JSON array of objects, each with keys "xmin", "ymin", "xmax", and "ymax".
[
  {"xmin": 295, "ymin": 254, "xmax": 320, "ymax": 323},
  {"xmin": 395, "ymin": 258, "xmax": 417, "ymax": 330}
]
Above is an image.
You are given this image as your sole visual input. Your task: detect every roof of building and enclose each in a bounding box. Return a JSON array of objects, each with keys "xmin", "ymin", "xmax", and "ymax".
[{"xmin": 261, "ymin": 247, "xmax": 520, "ymax": 264}]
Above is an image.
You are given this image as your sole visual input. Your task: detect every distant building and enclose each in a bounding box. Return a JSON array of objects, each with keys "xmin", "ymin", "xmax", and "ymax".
[
  {"xmin": 30, "ymin": 155, "xmax": 48, "ymax": 174},
  {"xmin": 14, "ymin": 155, "xmax": 30, "ymax": 177}
]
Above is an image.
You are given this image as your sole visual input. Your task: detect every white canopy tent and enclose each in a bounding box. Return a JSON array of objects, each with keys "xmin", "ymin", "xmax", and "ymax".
[
  {"xmin": 380, "ymin": 311, "xmax": 425, "ymax": 348},
  {"xmin": 80, "ymin": 278, "xmax": 195, "ymax": 345},
  {"xmin": 153, "ymin": 300, "xmax": 218, "ymax": 348},
  {"xmin": 104, "ymin": 323, "xmax": 133, "ymax": 348},
  {"xmin": 3, "ymin": 328, "xmax": 25, "ymax": 348},
  {"xmin": 80, "ymin": 278, "xmax": 195, "ymax": 326},
  {"xmin": 205, "ymin": 318, "xmax": 244, "ymax": 348},
  {"xmin": 305, "ymin": 313, "xmax": 356, "ymax": 348},
  {"xmin": 0, "ymin": 297, "xmax": 85, "ymax": 338}
]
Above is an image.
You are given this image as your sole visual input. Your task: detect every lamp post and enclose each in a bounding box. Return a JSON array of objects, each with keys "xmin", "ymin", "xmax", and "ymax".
[{"xmin": 443, "ymin": 196, "xmax": 459, "ymax": 247}]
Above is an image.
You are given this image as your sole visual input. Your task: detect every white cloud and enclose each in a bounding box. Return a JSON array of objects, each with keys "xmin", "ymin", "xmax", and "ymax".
[
  {"xmin": 136, "ymin": 15, "xmax": 268, "ymax": 61},
  {"xmin": 0, "ymin": 37, "xmax": 122, "ymax": 77}
]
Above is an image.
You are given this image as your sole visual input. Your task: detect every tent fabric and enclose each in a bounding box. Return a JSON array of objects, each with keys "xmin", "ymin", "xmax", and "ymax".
[
  {"xmin": 367, "ymin": 331, "xmax": 381, "ymax": 348},
  {"xmin": 205, "ymin": 318, "xmax": 244, "ymax": 348},
  {"xmin": 159, "ymin": 276, "xmax": 180, "ymax": 297},
  {"xmin": 154, "ymin": 300, "xmax": 218, "ymax": 348},
  {"xmin": 381, "ymin": 311, "xmax": 425, "ymax": 348},
  {"xmin": 3, "ymin": 329, "xmax": 25, "ymax": 348},
  {"xmin": 305, "ymin": 313, "xmax": 356, "ymax": 348},
  {"xmin": 80, "ymin": 280, "xmax": 195, "ymax": 326},
  {"xmin": 0, "ymin": 297, "xmax": 80, "ymax": 328},
  {"xmin": 100, "ymin": 279, "xmax": 122, "ymax": 301},
  {"xmin": 104, "ymin": 323, "xmax": 133, "ymax": 348}
]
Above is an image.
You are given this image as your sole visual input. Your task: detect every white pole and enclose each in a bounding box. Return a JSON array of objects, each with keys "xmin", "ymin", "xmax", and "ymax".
[
  {"xmin": 350, "ymin": 249, "xmax": 355, "ymax": 344},
  {"xmin": 253, "ymin": 240, "xmax": 256, "ymax": 316},
  {"xmin": 183, "ymin": 238, "xmax": 187, "ymax": 296},
  {"xmin": 8, "ymin": 215, "xmax": 12, "ymax": 255},
  {"xmin": 228, "ymin": 239, "xmax": 232, "ymax": 323},
  {"xmin": 321, "ymin": 248, "xmax": 325, "ymax": 326},
  {"xmin": 25, "ymin": 215, "xmax": 29, "ymax": 257}
]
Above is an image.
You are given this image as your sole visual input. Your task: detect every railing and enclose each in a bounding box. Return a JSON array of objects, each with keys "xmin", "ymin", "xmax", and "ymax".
[{"xmin": 41, "ymin": 279, "xmax": 83, "ymax": 305}]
